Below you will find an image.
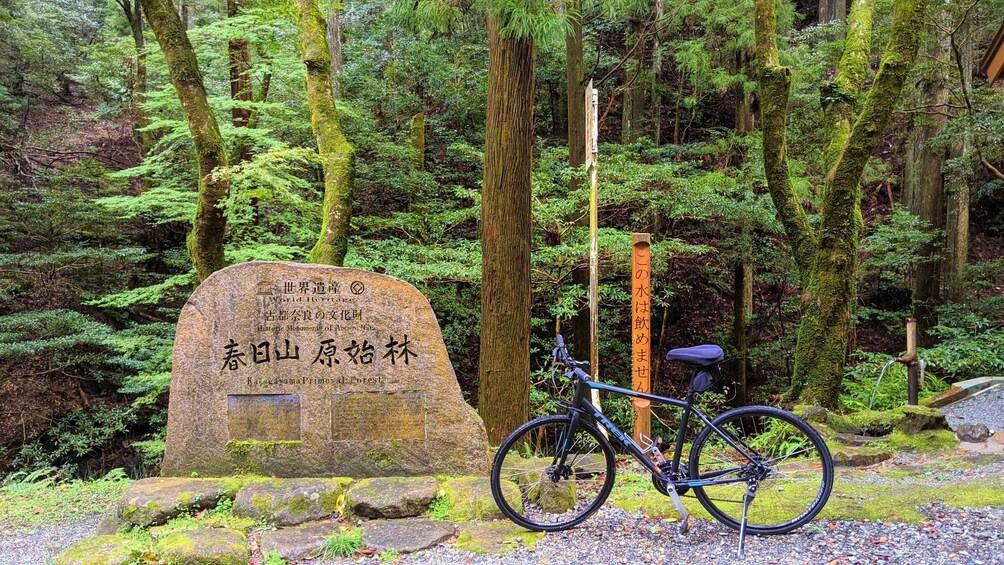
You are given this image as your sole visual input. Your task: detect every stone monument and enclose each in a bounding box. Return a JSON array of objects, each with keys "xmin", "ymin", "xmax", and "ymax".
[{"xmin": 161, "ymin": 261, "xmax": 488, "ymax": 477}]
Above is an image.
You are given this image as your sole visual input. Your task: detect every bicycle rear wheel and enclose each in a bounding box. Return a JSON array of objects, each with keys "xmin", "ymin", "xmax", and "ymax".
[
  {"xmin": 689, "ymin": 405, "xmax": 833, "ymax": 535},
  {"xmin": 490, "ymin": 414, "xmax": 616, "ymax": 531}
]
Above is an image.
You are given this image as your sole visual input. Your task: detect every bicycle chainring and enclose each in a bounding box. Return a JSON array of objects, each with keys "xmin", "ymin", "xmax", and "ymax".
[{"xmin": 652, "ymin": 461, "xmax": 690, "ymax": 497}]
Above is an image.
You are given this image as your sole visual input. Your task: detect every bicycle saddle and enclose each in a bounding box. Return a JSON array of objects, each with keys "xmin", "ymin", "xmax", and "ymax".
[{"xmin": 665, "ymin": 344, "xmax": 724, "ymax": 366}]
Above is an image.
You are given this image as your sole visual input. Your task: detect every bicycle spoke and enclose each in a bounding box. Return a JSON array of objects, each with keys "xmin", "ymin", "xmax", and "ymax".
[
  {"xmin": 691, "ymin": 408, "xmax": 832, "ymax": 534},
  {"xmin": 491, "ymin": 416, "xmax": 614, "ymax": 530}
]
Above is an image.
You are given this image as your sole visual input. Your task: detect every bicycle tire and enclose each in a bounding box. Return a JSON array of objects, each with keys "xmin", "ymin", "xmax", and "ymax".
[
  {"xmin": 689, "ymin": 405, "xmax": 833, "ymax": 535},
  {"xmin": 490, "ymin": 414, "xmax": 616, "ymax": 532}
]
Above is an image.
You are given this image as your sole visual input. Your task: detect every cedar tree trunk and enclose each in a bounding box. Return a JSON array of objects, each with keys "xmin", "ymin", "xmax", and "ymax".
[
  {"xmin": 479, "ymin": 13, "xmax": 535, "ymax": 444},
  {"xmin": 566, "ymin": 4, "xmax": 590, "ymax": 362}
]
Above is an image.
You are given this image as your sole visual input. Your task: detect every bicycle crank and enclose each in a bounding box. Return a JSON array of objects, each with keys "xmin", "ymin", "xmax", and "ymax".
[{"xmin": 652, "ymin": 462, "xmax": 690, "ymax": 497}]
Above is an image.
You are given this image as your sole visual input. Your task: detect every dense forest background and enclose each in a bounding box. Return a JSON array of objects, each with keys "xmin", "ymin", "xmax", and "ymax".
[{"xmin": 1, "ymin": 0, "xmax": 1003, "ymax": 479}]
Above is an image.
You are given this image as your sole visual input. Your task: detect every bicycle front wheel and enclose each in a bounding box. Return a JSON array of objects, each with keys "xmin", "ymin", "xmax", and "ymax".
[
  {"xmin": 490, "ymin": 414, "xmax": 616, "ymax": 531},
  {"xmin": 689, "ymin": 405, "xmax": 833, "ymax": 535}
]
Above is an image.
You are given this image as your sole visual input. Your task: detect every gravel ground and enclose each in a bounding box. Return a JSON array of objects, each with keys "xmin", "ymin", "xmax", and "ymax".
[
  {"xmin": 320, "ymin": 504, "xmax": 1004, "ymax": 565},
  {"xmin": 943, "ymin": 385, "xmax": 1004, "ymax": 433},
  {"xmin": 7, "ymin": 456, "xmax": 1004, "ymax": 565},
  {"xmin": 0, "ymin": 516, "xmax": 102, "ymax": 565}
]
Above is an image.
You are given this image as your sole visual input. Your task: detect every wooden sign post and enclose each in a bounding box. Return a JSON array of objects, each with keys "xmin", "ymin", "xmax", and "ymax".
[
  {"xmin": 585, "ymin": 80, "xmax": 602, "ymax": 415},
  {"xmin": 631, "ymin": 233, "xmax": 652, "ymax": 443}
]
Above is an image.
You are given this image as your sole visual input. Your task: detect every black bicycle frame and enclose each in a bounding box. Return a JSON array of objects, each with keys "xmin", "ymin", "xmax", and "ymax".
[{"xmin": 563, "ymin": 366, "xmax": 757, "ymax": 489}]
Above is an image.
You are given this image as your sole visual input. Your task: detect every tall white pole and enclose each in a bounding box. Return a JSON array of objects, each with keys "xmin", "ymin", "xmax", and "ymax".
[{"xmin": 585, "ymin": 81, "xmax": 602, "ymax": 415}]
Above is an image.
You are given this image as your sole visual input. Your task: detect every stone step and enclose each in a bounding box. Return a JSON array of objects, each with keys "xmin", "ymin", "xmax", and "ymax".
[
  {"xmin": 832, "ymin": 432, "xmax": 889, "ymax": 447},
  {"xmin": 117, "ymin": 477, "xmax": 241, "ymax": 527},
  {"xmin": 156, "ymin": 528, "xmax": 248, "ymax": 565},
  {"xmin": 344, "ymin": 476, "xmax": 438, "ymax": 518},
  {"xmin": 54, "ymin": 535, "xmax": 139, "ymax": 565},
  {"xmin": 257, "ymin": 521, "xmax": 341, "ymax": 562},
  {"xmin": 361, "ymin": 519, "xmax": 455, "ymax": 553},
  {"xmin": 233, "ymin": 477, "xmax": 353, "ymax": 526},
  {"xmin": 831, "ymin": 445, "xmax": 894, "ymax": 467}
]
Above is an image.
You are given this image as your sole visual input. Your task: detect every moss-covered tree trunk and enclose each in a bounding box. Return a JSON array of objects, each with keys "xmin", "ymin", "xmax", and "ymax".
[
  {"xmin": 326, "ymin": 2, "xmax": 343, "ymax": 97},
  {"xmin": 820, "ymin": 0, "xmax": 874, "ymax": 182},
  {"xmin": 140, "ymin": 0, "xmax": 230, "ymax": 282},
  {"xmin": 295, "ymin": 0, "xmax": 355, "ymax": 267},
  {"xmin": 479, "ymin": 12, "xmax": 534, "ymax": 444},
  {"xmin": 755, "ymin": 0, "xmax": 926, "ymax": 407},
  {"xmin": 565, "ymin": 3, "xmax": 590, "ymax": 362}
]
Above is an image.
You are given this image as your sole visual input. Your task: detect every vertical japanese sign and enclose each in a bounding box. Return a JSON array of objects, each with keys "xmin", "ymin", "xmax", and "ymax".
[
  {"xmin": 631, "ymin": 233, "xmax": 652, "ymax": 443},
  {"xmin": 585, "ymin": 80, "xmax": 602, "ymax": 415}
]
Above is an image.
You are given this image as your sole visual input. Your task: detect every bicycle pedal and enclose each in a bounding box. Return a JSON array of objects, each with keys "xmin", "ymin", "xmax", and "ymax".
[{"xmin": 678, "ymin": 514, "xmax": 693, "ymax": 535}]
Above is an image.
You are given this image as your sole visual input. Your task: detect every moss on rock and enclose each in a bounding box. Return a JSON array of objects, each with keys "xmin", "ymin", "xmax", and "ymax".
[
  {"xmin": 156, "ymin": 528, "xmax": 248, "ymax": 565},
  {"xmin": 887, "ymin": 429, "xmax": 957, "ymax": 453},
  {"xmin": 827, "ymin": 410, "xmax": 903, "ymax": 436},
  {"xmin": 117, "ymin": 478, "xmax": 242, "ymax": 527},
  {"xmin": 436, "ymin": 477, "xmax": 520, "ymax": 522},
  {"xmin": 455, "ymin": 522, "xmax": 544, "ymax": 554},
  {"xmin": 232, "ymin": 477, "xmax": 352, "ymax": 526},
  {"xmin": 893, "ymin": 405, "xmax": 949, "ymax": 434},
  {"xmin": 54, "ymin": 535, "xmax": 139, "ymax": 565}
]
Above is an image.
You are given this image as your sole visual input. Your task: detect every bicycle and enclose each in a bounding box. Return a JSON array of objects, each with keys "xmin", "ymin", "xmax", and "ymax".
[{"xmin": 489, "ymin": 335, "xmax": 834, "ymax": 558}]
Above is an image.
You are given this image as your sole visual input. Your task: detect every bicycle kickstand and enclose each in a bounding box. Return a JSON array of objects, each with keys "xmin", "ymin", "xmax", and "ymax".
[{"xmin": 737, "ymin": 483, "xmax": 757, "ymax": 559}]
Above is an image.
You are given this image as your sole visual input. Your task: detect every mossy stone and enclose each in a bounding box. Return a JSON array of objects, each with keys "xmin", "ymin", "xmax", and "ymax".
[
  {"xmin": 793, "ymin": 405, "xmax": 829, "ymax": 424},
  {"xmin": 232, "ymin": 477, "xmax": 352, "ymax": 526},
  {"xmin": 117, "ymin": 477, "xmax": 242, "ymax": 527},
  {"xmin": 344, "ymin": 476, "xmax": 438, "ymax": 518},
  {"xmin": 157, "ymin": 528, "xmax": 248, "ymax": 565},
  {"xmin": 827, "ymin": 410, "xmax": 903, "ymax": 436},
  {"xmin": 888, "ymin": 429, "xmax": 957, "ymax": 452},
  {"xmin": 455, "ymin": 522, "xmax": 544, "ymax": 554},
  {"xmin": 831, "ymin": 444, "xmax": 894, "ymax": 467},
  {"xmin": 536, "ymin": 479, "xmax": 577, "ymax": 513},
  {"xmin": 437, "ymin": 477, "xmax": 521, "ymax": 521},
  {"xmin": 893, "ymin": 405, "xmax": 949, "ymax": 434},
  {"xmin": 54, "ymin": 535, "xmax": 139, "ymax": 565}
]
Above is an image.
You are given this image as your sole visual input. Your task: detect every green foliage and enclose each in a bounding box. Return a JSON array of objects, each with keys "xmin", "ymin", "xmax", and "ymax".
[
  {"xmin": 0, "ymin": 467, "xmax": 131, "ymax": 527},
  {"xmin": 841, "ymin": 351, "xmax": 949, "ymax": 412},
  {"xmin": 322, "ymin": 526, "xmax": 363, "ymax": 558},
  {"xmin": 860, "ymin": 206, "xmax": 940, "ymax": 285}
]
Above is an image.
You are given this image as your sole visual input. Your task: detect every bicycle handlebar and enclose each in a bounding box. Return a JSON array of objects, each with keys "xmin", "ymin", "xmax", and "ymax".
[{"xmin": 553, "ymin": 334, "xmax": 589, "ymax": 372}]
